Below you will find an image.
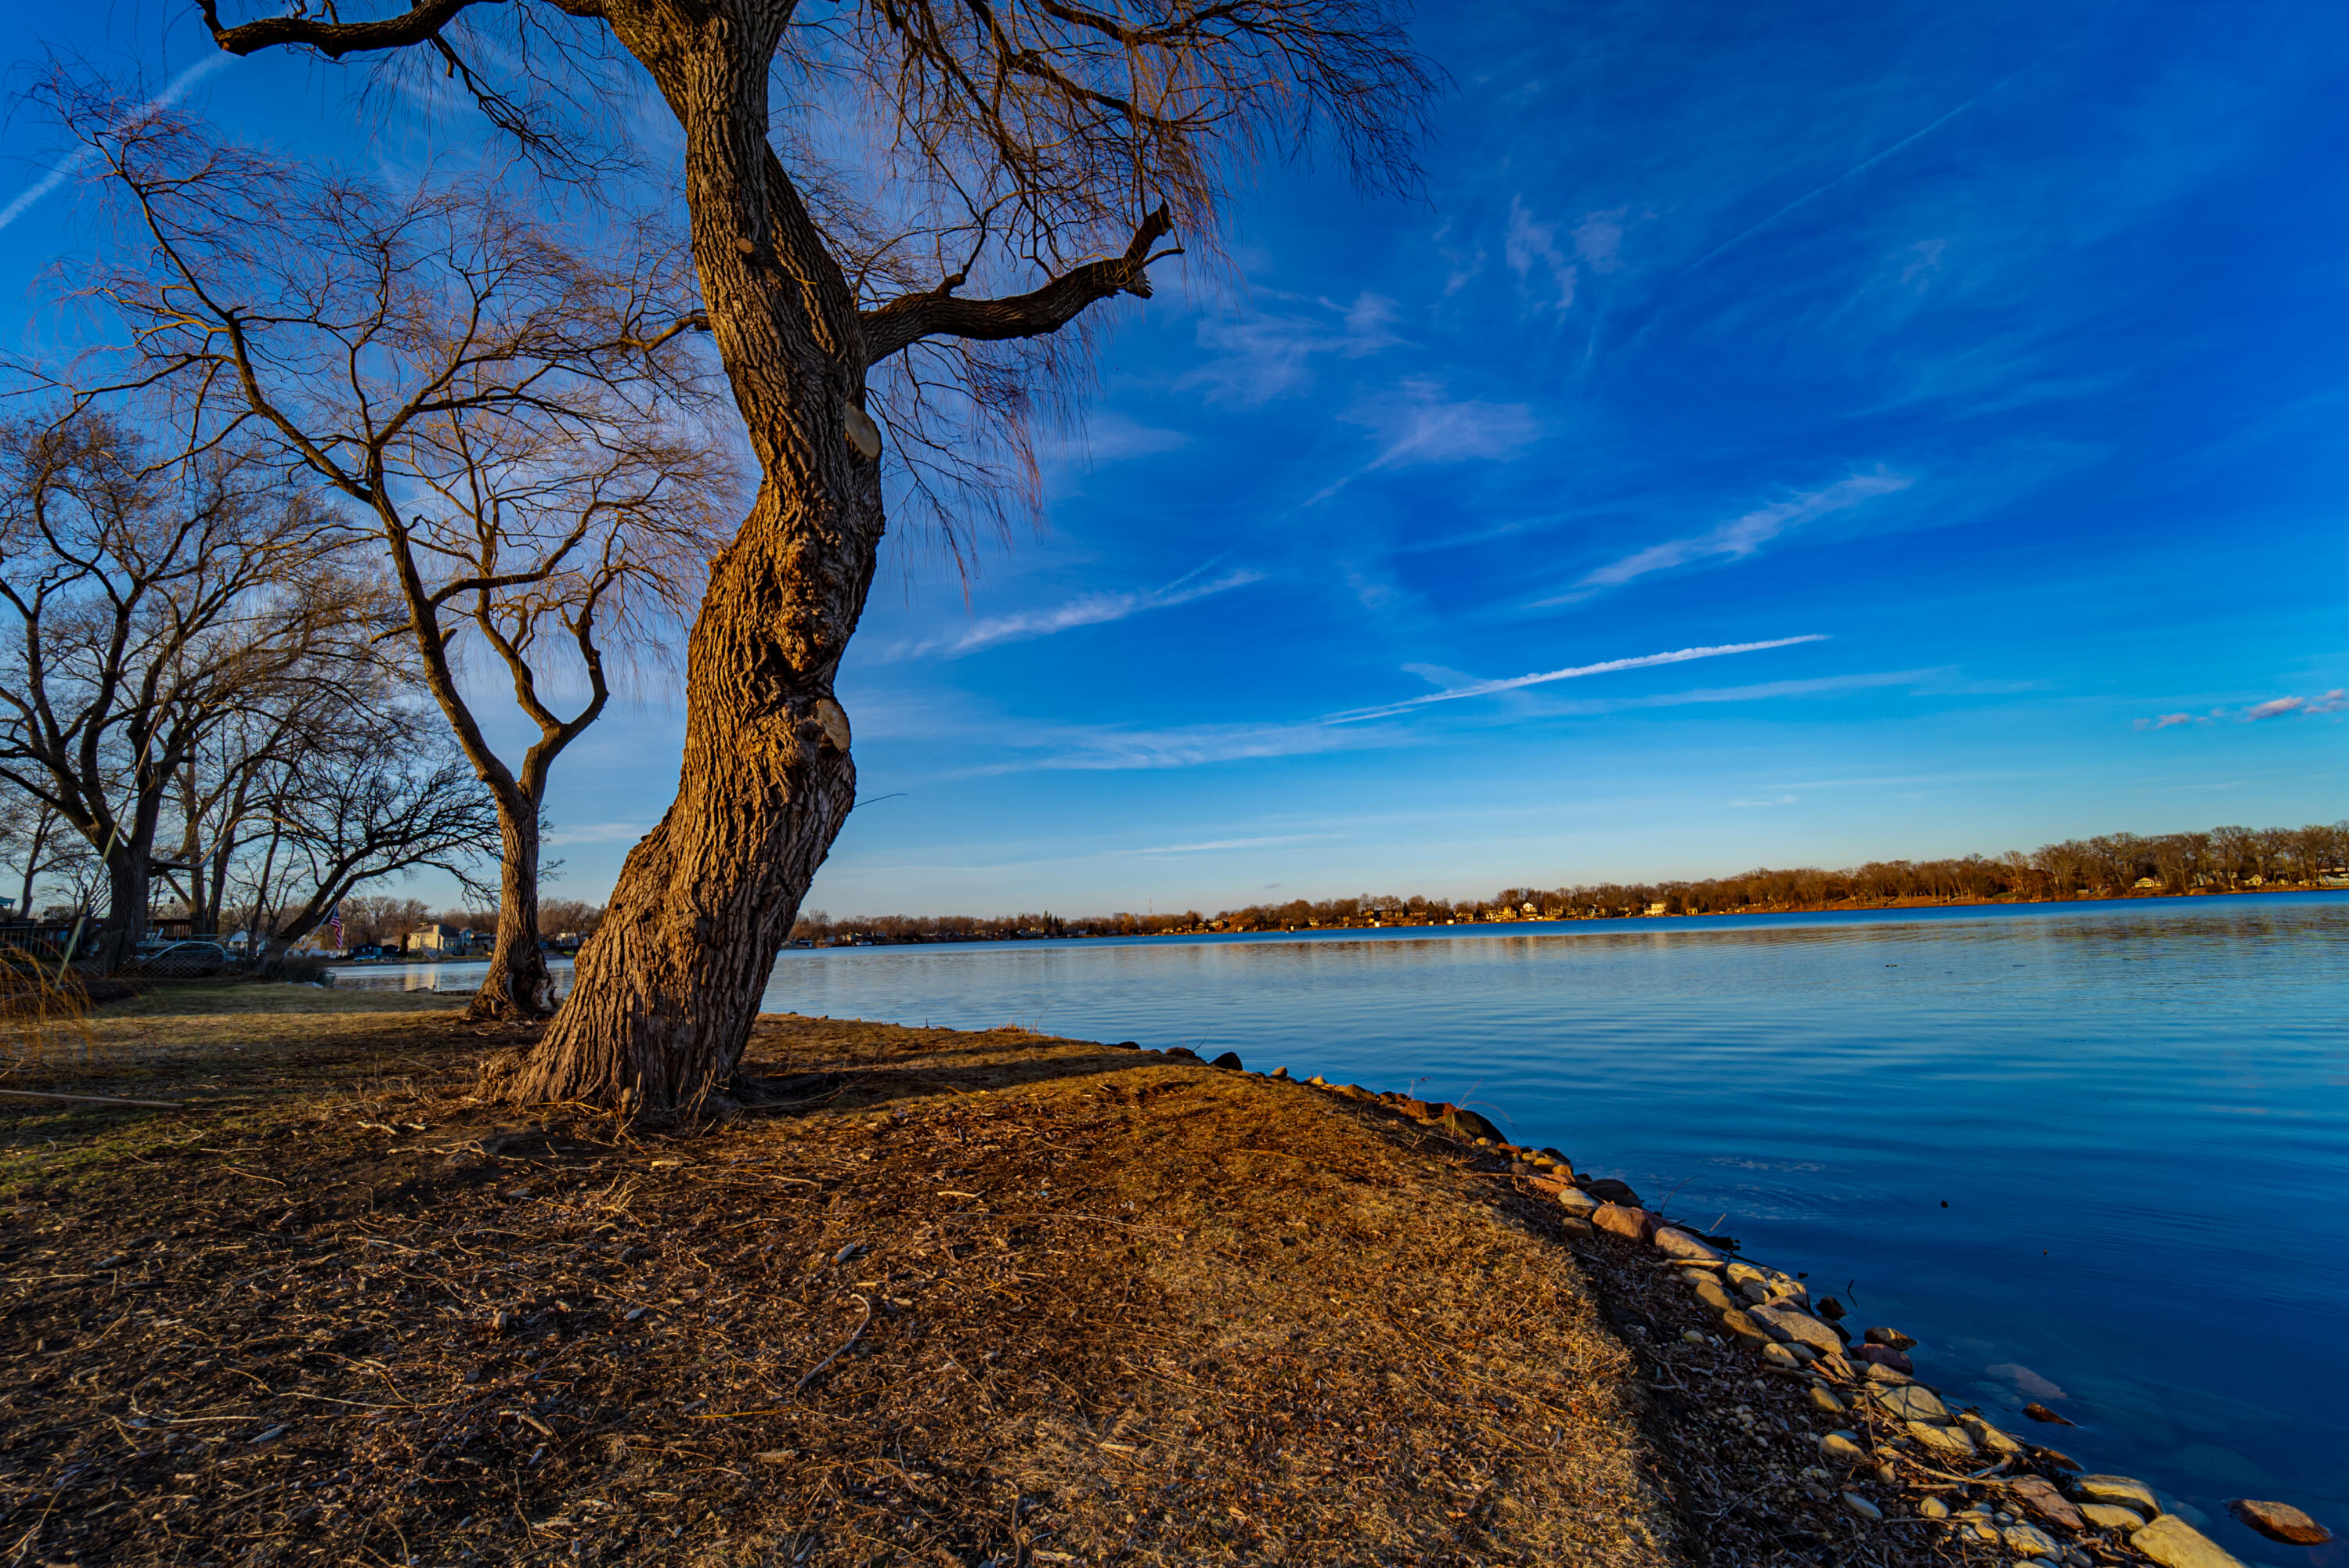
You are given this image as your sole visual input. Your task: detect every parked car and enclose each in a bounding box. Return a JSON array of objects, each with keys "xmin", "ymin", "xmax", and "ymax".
[
  {"xmin": 128, "ymin": 939, "xmax": 230, "ymax": 978},
  {"xmin": 348, "ymin": 944, "xmax": 386, "ymax": 961}
]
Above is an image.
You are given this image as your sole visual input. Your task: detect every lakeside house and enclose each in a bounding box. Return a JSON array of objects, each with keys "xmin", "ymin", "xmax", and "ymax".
[{"xmin": 404, "ymin": 923, "xmax": 473, "ymax": 956}]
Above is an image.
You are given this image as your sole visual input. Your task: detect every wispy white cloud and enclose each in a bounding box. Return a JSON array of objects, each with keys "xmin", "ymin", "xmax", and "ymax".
[
  {"xmin": 951, "ymin": 633, "xmax": 1839, "ymax": 773},
  {"xmin": 1502, "ymin": 668, "xmax": 1943, "ymax": 719},
  {"xmin": 0, "ymin": 55, "xmax": 236, "ymax": 237},
  {"xmin": 2137, "ymin": 689, "xmax": 2346, "ymax": 728},
  {"xmin": 1306, "ymin": 378, "xmax": 1543, "ymax": 504},
  {"xmin": 1553, "ymin": 470, "xmax": 1914, "ymax": 600},
  {"xmin": 1131, "ymin": 833, "xmax": 1333, "ymax": 856},
  {"xmin": 991, "ymin": 718, "xmax": 1369, "ymax": 773},
  {"xmin": 1042, "ymin": 410, "xmax": 1192, "ymax": 467},
  {"xmin": 1504, "ymin": 196, "xmax": 1579, "ymax": 309},
  {"xmin": 878, "ymin": 564, "xmax": 1264, "ymax": 662},
  {"xmin": 1322, "ymin": 635, "xmax": 1831, "ymax": 724},
  {"xmin": 1181, "ymin": 291, "xmax": 1402, "ymax": 408}
]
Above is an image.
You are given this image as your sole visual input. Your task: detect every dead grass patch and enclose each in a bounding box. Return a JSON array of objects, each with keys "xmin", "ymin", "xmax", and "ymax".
[{"xmin": 7, "ymin": 1004, "xmax": 2021, "ymax": 1568}]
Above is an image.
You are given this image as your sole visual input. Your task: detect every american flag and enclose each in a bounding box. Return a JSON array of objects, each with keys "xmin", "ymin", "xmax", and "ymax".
[{"xmin": 327, "ymin": 904, "xmax": 345, "ymax": 948}]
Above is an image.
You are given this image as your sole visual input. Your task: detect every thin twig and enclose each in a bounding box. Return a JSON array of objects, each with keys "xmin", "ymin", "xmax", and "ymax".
[
  {"xmin": 795, "ymin": 1294, "xmax": 873, "ymax": 1392},
  {"xmin": 0, "ymin": 1087, "xmax": 184, "ymax": 1109}
]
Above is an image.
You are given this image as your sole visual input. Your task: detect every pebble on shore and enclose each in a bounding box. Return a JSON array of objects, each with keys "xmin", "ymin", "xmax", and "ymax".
[
  {"xmin": 1592, "ymin": 1203, "xmax": 1658, "ymax": 1242},
  {"xmin": 2225, "ymin": 1500, "xmax": 2331, "ymax": 1545},
  {"xmin": 2079, "ymin": 1504, "xmax": 2148, "ymax": 1532},
  {"xmin": 2131, "ymin": 1513, "xmax": 2247, "ymax": 1568},
  {"xmin": 2071, "ymin": 1476, "xmax": 2160, "ymax": 1517}
]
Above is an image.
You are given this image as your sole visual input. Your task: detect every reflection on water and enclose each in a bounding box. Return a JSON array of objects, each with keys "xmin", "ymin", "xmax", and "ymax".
[
  {"xmin": 328, "ymin": 957, "xmax": 576, "ymax": 995},
  {"xmin": 754, "ymin": 893, "xmax": 2349, "ymax": 1551}
]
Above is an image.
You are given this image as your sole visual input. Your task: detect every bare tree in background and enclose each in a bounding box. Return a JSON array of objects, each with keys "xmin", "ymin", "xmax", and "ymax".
[
  {"xmin": 157, "ymin": 661, "xmax": 501, "ymax": 961},
  {"xmin": 0, "ymin": 791, "xmax": 74, "ymax": 921},
  {"xmin": 193, "ymin": 0, "xmax": 1431, "ymax": 1112},
  {"xmin": 60, "ymin": 102, "xmax": 738, "ymax": 1018},
  {"xmin": 219, "ymin": 703, "xmax": 500, "ymax": 965},
  {"xmin": 0, "ymin": 414, "xmax": 367, "ymax": 971}
]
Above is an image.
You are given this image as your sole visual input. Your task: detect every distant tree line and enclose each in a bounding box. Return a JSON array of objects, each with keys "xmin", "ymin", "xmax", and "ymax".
[
  {"xmin": 328, "ymin": 898, "xmax": 610, "ymax": 952},
  {"xmin": 786, "ymin": 820, "xmax": 2349, "ymax": 945}
]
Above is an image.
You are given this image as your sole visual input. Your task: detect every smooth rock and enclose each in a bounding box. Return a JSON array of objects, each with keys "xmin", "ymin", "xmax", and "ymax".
[
  {"xmin": 1556, "ymin": 1216, "xmax": 1597, "ymax": 1238},
  {"xmin": 2023, "ymin": 1401, "xmax": 2075, "ymax": 1426},
  {"xmin": 1304, "ymin": 1074, "xmax": 1327, "ymax": 1086},
  {"xmin": 1751, "ymin": 1303, "xmax": 1843, "ymax": 1355},
  {"xmin": 1681, "ymin": 1328, "xmax": 1706, "ymax": 1345},
  {"xmin": 1268, "ymin": 1066, "xmax": 1291, "ymax": 1080},
  {"xmin": 1807, "ymin": 1386, "xmax": 1846, "ymax": 1415},
  {"xmin": 1653, "ymin": 1227, "xmax": 1724, "ymax": 1263},
  {"xmin": 1762, "ymin": 1341, "xmax": 1802, "ymax": 1370},
  {"xmin": 1724, "ymin": 1260, "xmax": 1768, "ymax": 1289},
  {"xmin": 2004, "ymin": 1523, "xmax": 2059, "ymax": 1559},
  {"xmin": 1864, "ymin": 1362, "xmax": 1915, "ymax": 1386},
  {"xmin": 1593, "ymin": 1203, "xmax": 1658, "ymax": 1242},
  {"xmin": 1585, "ymin": 1177, "xmax": 1641, "ymax": 1206},
  {"xmin": 1869, "ymin": 1383, "xmax": 1951, "ymax": 1424},
  {"xmin": 1166, "ymin": 1047, "xmax": 1202, "ymax": 1061},
  {"xmin": 1843, "ymin": 1493, "xmax": 1884, "ymax": 1522},
  {"xmin": 1960, "ymin": 1413, "xmax": 2026, "ymax": 1456},
  {"xmin": 1918, "ymin": 1496, "xmax": 1951, "ymax": 1519},
  {"xmin": 1907, "ymin": 1420, "xmax": 1977, "ymax": 1458},
  {"xmin": 1954, "ymin": 1514, "xmax": 2004, "ymax": 1546},
  {"xmin": 1864, "ymin": 1325, "xmax": 1918, "ymax": 1350},
  {"xmin": 1553, "ymin": 1185, "xmax": 1600, "ymax": 1217},
  {"xmin": 2008, "ymin": 1476, "xmax": 2085, "ymax": 1533},
  {"xmin": 2132, "ymin": 1515, "xmax": 2247, "ymax": 1568},
  {"xmin": 1209, "ymin": 1051, "xmax": 1243, "ymax": 1070},
  {"xmin": 1818, "ymin": 1431, "xmax": 1867, "ymax": 1465},
  {"xmin": 2226, "ymin": 1501, "xmax": 2330, "ymax": 1545},
  {"xmin": 1445, "ymin": 1107, "xmax": 1503, "ymax": 1141},
  {"xmin": 2070, "ymin": 1476, "xmax": 2159, "ymax": 1516},
  {"xmin": 1853, "ymin": 1343, "xmax": 1914, "ymax": 1374},
  {"xmin": 1719, "ymin": 1308, "xmax": 1773, "ymax": 1349},
  {"xmin": 1783, "ymin": 1340, "xmax": 1819, "ymax": 1364},
  {"xmin": 2079, "ymin": 1504, "xmax": 2146, "ymax": 1531},
  {"xmin": 1739, "ymin": 1277, "xmax": 1773, "ymax": 1304},
  {"xmin": 1689, "ymin": 1275, "xmax": 1740, "ymax": 1315}
]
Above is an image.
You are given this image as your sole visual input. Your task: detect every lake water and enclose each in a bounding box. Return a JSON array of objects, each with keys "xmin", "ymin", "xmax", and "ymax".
[{"xmin": 337, "ymin": 893, "xmax": 2349, "ymax": 1555}]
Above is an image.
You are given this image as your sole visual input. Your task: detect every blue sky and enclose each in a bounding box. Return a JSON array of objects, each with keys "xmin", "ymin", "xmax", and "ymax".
[{"xmin": 5, "ymin": 0, "xmax": 2346, "ymax": 915}]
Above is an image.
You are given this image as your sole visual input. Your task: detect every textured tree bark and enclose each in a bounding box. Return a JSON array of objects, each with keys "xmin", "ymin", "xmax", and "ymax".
[
  {"xmin": 467, "ymin": 806, "xmax": 555, "ymax": 1019},
  {"xmin": 481, "ymin": 13, "xmax": 881, "ymax": 1111},
  {"xmin": 99, "ymin": 842, "xmax": 151, "ymax": 974}
]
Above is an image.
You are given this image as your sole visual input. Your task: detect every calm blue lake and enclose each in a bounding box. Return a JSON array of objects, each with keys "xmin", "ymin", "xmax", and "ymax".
[{"xmin": 756, "ymin": 892, "xmax": 2347, "ymax": 1559}]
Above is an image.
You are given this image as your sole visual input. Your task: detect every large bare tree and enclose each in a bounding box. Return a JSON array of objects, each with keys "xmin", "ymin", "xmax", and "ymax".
[
  {"xmin": 195, "ymin": 0, "xmax": 1429, "ymax": 1112},
  {"xmin": 59, "ymin": 103, "xmax": 738, "ymax": 1018}
]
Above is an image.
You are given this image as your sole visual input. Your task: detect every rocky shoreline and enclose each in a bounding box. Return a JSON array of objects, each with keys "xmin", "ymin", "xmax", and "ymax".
[{"xmin": 1165, "ymin": 1049, "xmax": 2335, "ymax": 1568}]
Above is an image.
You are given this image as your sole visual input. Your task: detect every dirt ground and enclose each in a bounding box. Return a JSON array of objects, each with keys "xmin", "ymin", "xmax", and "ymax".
[
  {"xmin": 1, "ymin": 989, "xmax": 1698, "ymax": 1567},
  {"xmin": 0, "ymin": 988, "xmax": 2149, "ymax": 1568}
]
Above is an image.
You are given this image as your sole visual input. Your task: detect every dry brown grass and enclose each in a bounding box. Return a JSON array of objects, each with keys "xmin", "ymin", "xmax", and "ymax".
[
  {"xmin": 7, "ymin": 1000, "xmax": 2062, "ymax": 1568},
  {"xmin": 0, "ymin": 953, "xmax": 97, "ymax": 1078},
  {"xmin": 0, "ymin": 1005, "xmax": 1696, "ymax": 1567}
]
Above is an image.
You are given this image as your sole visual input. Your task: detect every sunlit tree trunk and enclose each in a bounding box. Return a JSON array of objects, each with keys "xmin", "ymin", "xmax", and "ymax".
[{"xmin": 482, "ymin": 36, "xmax": 877, "ymax": 1110}]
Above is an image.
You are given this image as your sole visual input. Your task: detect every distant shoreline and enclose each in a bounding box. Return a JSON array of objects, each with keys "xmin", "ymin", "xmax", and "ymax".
[{"xmin": 792, "ymin": 882, "xmax": 2349, "ymax": 947}]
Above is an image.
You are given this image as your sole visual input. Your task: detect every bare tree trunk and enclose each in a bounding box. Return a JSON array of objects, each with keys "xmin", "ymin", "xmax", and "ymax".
[
  {"xmin": 468, "ymin": 804, "xmax": 555, "ymax": 1019},
  {"xmin": 99, "ymin": 842, "xmax": 149, "ymax": 973},
  {"xmin": 485, "ymin": 34, "xmax": 878, "ymax": 1111}
]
